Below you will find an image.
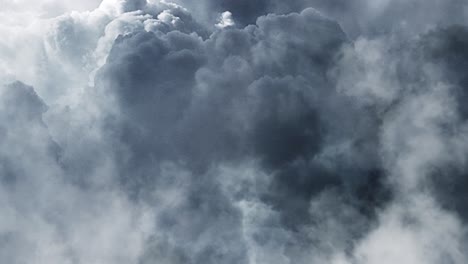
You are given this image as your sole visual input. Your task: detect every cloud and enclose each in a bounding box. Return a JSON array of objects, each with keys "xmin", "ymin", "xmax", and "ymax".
[
  {"xmin": 216, "ymin": 11, "xmax": 235, "ymax": 28},
  {"xmin": 170, "ymin": 0, "xmax": 468, "ymax": 38},
  {"xmin": 1, "ymin": 0, "xmax": 468, "ymax": 263},
  {"xmin": 0, "ymin": 82, "xmax": 154, "ymax": 264},
  {"xmin": 91, "ymin": 7, "xmax": 391, "ymax": 262}
]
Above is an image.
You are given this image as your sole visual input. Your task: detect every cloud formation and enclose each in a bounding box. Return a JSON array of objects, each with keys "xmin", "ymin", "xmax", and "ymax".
[{"xmin": 1, "ymin": 0, "xmax": 468, "ymax": 263}]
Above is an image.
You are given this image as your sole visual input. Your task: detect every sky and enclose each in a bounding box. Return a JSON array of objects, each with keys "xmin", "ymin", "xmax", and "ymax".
[{"xmin": 1, "ymin": 0, "xmax": 468, "ymax": 263}]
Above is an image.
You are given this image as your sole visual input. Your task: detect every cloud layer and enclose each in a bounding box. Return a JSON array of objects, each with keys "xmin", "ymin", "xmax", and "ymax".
[{"xmin": 1, "ymin": 0, "xmax": 468, "ymax": 263}]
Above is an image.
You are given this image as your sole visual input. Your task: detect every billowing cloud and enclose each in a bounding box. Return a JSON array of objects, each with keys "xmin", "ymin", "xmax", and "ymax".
[{"xmin": 1, "ymin": 0, "xmax": 468, "ymax": 263}]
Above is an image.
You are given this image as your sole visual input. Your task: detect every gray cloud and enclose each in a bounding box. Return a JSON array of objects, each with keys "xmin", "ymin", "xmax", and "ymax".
[
  {"xmin": 1, "ymin": 0, "xmax": 468, "ymax": 263},
  {"xmin": 89, "ymin": 7, "xmax": 391, "ymax": 262},
  {"xmin": 172, "ymin": 0, "xmax": 468, "ymax": 38}
]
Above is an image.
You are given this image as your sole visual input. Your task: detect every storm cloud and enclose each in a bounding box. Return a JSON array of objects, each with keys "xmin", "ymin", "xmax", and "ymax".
[{"xmin": 1, "ymin": 0, "xmax": 468, "ymax": 263}]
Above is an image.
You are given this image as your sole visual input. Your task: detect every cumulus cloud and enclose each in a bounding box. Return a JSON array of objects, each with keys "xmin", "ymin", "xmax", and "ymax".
[
  {"xmin": 215, "ymin": 11, "xmax": 235, "ymax": 29},
  {"xmin": 1, "ymin": 0, "xmax": 468, "ymax": 263}
]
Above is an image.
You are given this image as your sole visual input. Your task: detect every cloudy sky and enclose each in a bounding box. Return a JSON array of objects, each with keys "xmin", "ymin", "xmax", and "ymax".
[{"xmin": 1, "ymin": 0, "xmax": 468, "ymax": 263}]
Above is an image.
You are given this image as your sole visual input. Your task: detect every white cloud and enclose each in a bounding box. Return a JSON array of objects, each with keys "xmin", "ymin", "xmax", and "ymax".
[{"xmin": 215, "ymin": 11, "xmax": 235, "ymax": 28}]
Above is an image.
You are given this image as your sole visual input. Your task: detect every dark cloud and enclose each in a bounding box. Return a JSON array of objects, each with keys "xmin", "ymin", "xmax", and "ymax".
[
  {"xmin": 174, "ymin": 0, "xmax": 468, "ymax": 38},
  {"xmin": 411, "ymin": 26, "xmax": 468, "ymax": 222},
  {"xmin": 334, "ymin": 23, "xmax": 468, "ymax": 229},
  {"xmin": 94, "ymin": 9, "xmax": 391, "ymax": 262},
  {"xmin": 3, "ymin": 0, "xmax": 468, "ymax": 263},
  {"xmin": 419, "ymin": 25, "xmax": 468, "ymax": 117}
]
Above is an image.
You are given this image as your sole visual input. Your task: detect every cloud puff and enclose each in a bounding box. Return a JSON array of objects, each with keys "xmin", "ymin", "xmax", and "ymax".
[
  {"xmin": 216, "ymin": 11, "xmax": 235, "ymax": 28},
  {"xmin": 91, "ymin": 7, "xmax": 391, "ymax": 262}
]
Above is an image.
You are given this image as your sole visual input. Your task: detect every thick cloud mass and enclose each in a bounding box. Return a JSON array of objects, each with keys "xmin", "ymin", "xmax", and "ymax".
[
  {"xmin": 2, "ymin": 0, "xmax": 468, "ymax": 263},
  {"xmin": 173, "ymin": 0, "xmax": 468, "ymax": 37}
]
